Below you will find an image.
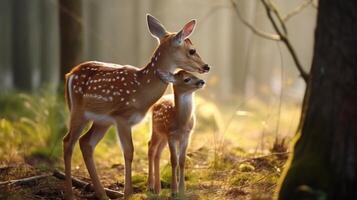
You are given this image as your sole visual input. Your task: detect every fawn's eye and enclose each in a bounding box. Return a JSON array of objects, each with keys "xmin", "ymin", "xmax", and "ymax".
[
  {"xmin": 189, "ymin": 49, "xmax": 196, "ymax": 55},
  {"xmin": 184, "ymin": 78, "xmax": 191, "ymax": 83}
]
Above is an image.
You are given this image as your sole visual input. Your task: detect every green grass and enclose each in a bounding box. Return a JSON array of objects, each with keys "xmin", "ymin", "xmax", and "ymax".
[{"xmin": 0, "ymin": 90, "xmax": 67, "ymax": 162}]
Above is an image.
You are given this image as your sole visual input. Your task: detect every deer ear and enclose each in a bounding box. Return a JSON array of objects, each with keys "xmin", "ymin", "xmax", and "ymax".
[
  {"xmin": 174, "ymin": 19, "xmax": 196, "ymax": 45},
  {"xmin": 147, "ymin": 14, "xmax": 167, "ymax": 42},
  {"xmin": 157, "ymin": 70, "xmax": 176, "ymax": 84}
]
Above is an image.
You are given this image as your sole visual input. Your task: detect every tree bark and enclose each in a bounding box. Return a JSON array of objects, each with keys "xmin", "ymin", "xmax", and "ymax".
[
  {"xmin": 277, "ymin": 0, "xmax": 357, "ymax": 199},
  {"xmin": 59, "ymin": 0, "xmax": 83, "ymax": 82}
]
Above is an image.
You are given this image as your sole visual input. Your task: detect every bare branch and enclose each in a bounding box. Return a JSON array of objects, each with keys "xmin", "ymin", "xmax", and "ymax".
[
  {"xmin": 261, "ymin": 0, "xmax": 309, "ymax": 82},
  {"xmin": 230, "ymin": 0, "xmax": 309, "ymax": 82},
  {"xmin": 0, "ymin": 174, "xmax": 50, "ymax": 186},
  {"xmin": 53, "ymin": 170, "xmax": 124, "ymax": 199},
  {"xmin": 230, "ymin": 0, "xmax": 281, "ymax": 41},
  {"xmin": 283, "ymin": 0, "xmax": 313, "ymax": 22},
  {"xmin": 265, "ymin": 0, "xmax": 288, "ymax": 35}
]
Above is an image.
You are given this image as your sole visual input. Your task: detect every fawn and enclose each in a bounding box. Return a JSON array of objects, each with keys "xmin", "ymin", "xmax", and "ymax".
[
  {"xmin": 147, "ymin": 70, "xmax": 205, "ymax": 196},
  {"xmin": 63, "ymin": 14, "xmax": 209, "ymax": 199}
]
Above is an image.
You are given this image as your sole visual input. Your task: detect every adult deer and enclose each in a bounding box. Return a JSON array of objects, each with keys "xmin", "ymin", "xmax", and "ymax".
[
  {"xmin": 148, "ymin": 70, "xmax": 205, "ymax": 196},
  {"xmin": 63, "ymin": 14, "xmax": 209, "ymax": 199}
]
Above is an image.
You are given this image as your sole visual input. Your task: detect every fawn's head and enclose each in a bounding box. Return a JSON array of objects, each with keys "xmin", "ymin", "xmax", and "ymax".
[
  {"xmin": 147, "ymin": 14, "xmax": 210, "ymax": 74},
  {"xmin": 160, "ymin": 70, "xmax": 205, "ymax": 93}
]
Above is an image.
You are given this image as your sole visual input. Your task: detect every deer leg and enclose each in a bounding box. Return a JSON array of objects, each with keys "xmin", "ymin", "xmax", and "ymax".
[
  {"xmin": 153, "ymin": 139, "xmax": 167, "ymax": 194},
  {"xmin": 178, "ymin": 137, "xmax": 189, "ymax": 194},
  {"xmin": 79, "ymin": 122, "xmax": 109, "ymax": 199},
  {"xmin": 168, "ymin": 138, "xmax": 178, "ymax": 196},
  {"xmin": 63, "ymin": 114, "xmax": 87, "ymax": 200},
  {"xmin": 147, "ymin": 133, "xmax": 160, "ymax": 192},
  {"xmin": 116, "ymin": 124, "xmax": 134, "ymax": 199}
]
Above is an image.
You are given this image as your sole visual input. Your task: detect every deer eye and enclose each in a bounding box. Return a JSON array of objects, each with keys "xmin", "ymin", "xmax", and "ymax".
[
  {"xmin": 184, "ymin": 78, "xmax": 191, "ymax": 83},
  {"xmin": 189, "ymin": 49, "xmax": 196, "ymax": 55}
]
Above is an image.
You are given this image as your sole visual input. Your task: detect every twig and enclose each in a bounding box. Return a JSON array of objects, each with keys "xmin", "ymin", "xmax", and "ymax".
[
  {"xmin": 52, "ymin": 169, "xmax": 123, "ymax": 199},
  {"xmin": 265, "ymin": 0, "xmax": 288, "ymax": 34},
  {"xmin": 237, "ymin": 151, "xmax": 290, "ymax": 164},
  {"xmin": 230, "ymin": 0, "xmax": 309, "ymax": 82},
  {"xmin": 283, "ymin": 0, "xmax": 313, "ymax": 22},
  {"xmin": 260, "ymin": 0, "xmax": 309, "ymax": 82},
  {"xmin": 230, "ymin": 0, "xmax": 281, "ymax": 41},
  {"xmin": 0, "ymin": 174, "xmax": 50, "ymax": 186},
  {"xmin": 0, "ymin": 165, "xmax": 15, "ymax": 172}
]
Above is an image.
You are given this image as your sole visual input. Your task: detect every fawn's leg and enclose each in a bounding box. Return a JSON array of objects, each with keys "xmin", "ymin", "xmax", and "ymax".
[
  {"xmin": 63, "ymin": 113, "xmax": 87, "ymax": 199},
  {"xmin": 168, "ymin": 138, "xmax": 178, "ymax": 195},
  {"xmin": 178, "ymin": 136, "xmax": 189, "ymax": 194},
  {"xmin": 79, "ymin": 122, "xmax": 110, "ymax": 199},
  {"xmin": 153, "ymin": 139, "xmax": 167, "ymax": 194},
  {"xmin": 147, "ymin": 133, "xmax": 159, "ymax": 192},
  {"xmin": 116, "ymin": 123, "xmax": 134, "ymax": 199}
]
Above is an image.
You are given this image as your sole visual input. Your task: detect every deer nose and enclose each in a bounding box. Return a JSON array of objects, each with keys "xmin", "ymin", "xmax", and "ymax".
[
  {"xmin": 197, "ymin": 80, "xmax": 205, "ymax": 87},
  {"xmin": 202, "ymin": 64, "xmax": 210, "ymax": 72}
]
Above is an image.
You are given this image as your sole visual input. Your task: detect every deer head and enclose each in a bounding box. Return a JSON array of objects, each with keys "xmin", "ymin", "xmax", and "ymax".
[
  {"xmin": 147, "ymin": 14, "xmax": 210, "ymax": 74},
  {"xmin": 160, "ymin": 70, "xmax": 205, "ymax": 93}
]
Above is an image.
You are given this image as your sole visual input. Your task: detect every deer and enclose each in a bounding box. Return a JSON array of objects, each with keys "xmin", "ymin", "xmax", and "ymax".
[
  {"xmin": 62, "ymin": 14, "xmax": 209, "ymax": 199},
  {"xmin": 147, "ymin": 70, "xmax": 205, "ymax": 196}
]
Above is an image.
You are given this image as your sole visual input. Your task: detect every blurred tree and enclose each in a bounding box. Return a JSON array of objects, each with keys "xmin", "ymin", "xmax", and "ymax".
[
  {"xmin": 0, "ymin": 0, "xmax": 12, "ymax": 90},
  {"xmin": 40, "ymin": 0, "xmax": 60, "ymax": 88},
  {"xmin": 84, "ymin": 0, "xmax": 101, "ymax": 61},
  {"xmin": 230, "ymin": 1, "xmax": 257, "ymax": 98},
  {"xmin": 278, "ymin": 0, "xmax": 357, "ymax": 199},
  {"xmin": 59, "ymin": 0, "xmax": 83, "ymax": 82},
  {"xmin": 12, "ymin": 0, "xmax": 41, "ymax": 91}
]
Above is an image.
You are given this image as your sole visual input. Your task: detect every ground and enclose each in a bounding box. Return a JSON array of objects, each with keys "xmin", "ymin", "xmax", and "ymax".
[
  {"xmin": 0, "ymin": 146, "xmax": 287, "ymax": 200},
  {"xmin": 0, "ymin": 91, "xmax": 297, "ymax": 199}
]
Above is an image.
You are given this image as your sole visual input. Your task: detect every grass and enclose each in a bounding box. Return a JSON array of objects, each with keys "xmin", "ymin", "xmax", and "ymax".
[{"xmin": 0, "ymin": 89, "xmax": 300, "ymax": 199}]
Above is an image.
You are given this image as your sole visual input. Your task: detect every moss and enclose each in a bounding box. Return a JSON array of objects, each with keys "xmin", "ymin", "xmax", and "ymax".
[
  {"xmin": 132, "ymin": 174, "xmax": 147, "ymax": 191},
  {"xmin": 229, "ymin": 173, "xmax": 251, "ymax": 186},
  {"xmin": 239, "ymin": 163, "xmax": 255, "ymax": 172},
  {"xmin": 277, "ymin": 132, "xmax": 332, "ymax": 200}
]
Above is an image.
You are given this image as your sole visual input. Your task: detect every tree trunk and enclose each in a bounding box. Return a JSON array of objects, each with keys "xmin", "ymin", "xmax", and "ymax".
[
  {"xmin": 0, "ymin": 0, "xmax": 13, "ymax": 90},
  {"xmin": 277, "ymin": 0, "xmax": 357, "ymax": 199},
  {"xmin": 40, "ymin": 0, "xmax": 60, "ymax": 89},
  {"xmin": 12, "ymin": 0, "xmax": 40, "ymax": 91},
  {"xmin": 59, "ymin": 0, "xmax": 83, "ymax": 82}
]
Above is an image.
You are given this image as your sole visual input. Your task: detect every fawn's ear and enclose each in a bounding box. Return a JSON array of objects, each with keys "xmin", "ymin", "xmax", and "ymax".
[
  {"xmin": 174, "ymin": 19, "xmax": 196, "ymax": 45},
  {"xmin": 147, "ymin": 14, "xmax": 167, "ymax": 42},
  {"xmin": 157, "ymin": 70, "xmax": 176, "ymax": 84}
]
